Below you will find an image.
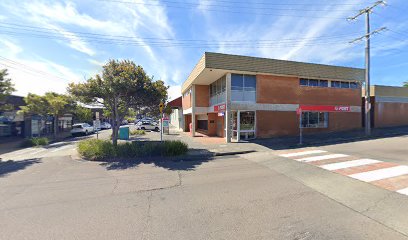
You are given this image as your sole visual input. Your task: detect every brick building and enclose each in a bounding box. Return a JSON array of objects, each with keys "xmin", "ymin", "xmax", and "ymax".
[{"xmin": 181, "ymin": 52, "xmax": 365, "ymax": 142}]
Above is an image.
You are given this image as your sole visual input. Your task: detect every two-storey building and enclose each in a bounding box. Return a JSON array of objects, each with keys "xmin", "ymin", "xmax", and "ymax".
[{"xmin": 181, "ymin": 52, "xmax": 365, "ymax": 142}]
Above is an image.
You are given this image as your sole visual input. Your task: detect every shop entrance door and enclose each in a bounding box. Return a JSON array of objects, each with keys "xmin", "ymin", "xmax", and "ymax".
[{"xmin": 232, "ymin": 111, "xmax": 256, "ymax": 141}]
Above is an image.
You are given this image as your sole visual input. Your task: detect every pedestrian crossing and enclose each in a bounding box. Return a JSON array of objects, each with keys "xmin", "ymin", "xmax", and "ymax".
[{"xmin": 278, "ymin": 148, "xmax": 408, "ymax": 197}]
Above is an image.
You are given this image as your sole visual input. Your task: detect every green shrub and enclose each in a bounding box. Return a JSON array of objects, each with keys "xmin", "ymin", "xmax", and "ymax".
[
  {"xmin": 22, "ymin": 137, "xmax": 49, "ymax": 147},
  {"xmin": 77, "ymin": 139, "xmax": 188, "ymax": 161},
  {"xmin": 77, "ymin": 139, "xmax": 115, "ymax": 161},
  {"xmin": 130, "ymin": 129, "xmax": 145, "ymax": 135},
  {"xmin": 163, "ymin": 140, "xmax": 188, "ymax": 156}
]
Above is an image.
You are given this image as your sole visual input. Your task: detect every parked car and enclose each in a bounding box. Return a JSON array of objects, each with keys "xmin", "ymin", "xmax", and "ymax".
[
  {"xmin": 121, "ymin": 120, "xmax": 129, "ymax": 125},
  {"xmin": 100, "ymin": 122, "xmax": 111, "ymax": 130},
  {"xmin": 136, "ymin": 121, "xmax": 160, "ymax": 131},
  {"xmin": 71, "ymin": 123, "xmax": 95, "ymax": 136}
]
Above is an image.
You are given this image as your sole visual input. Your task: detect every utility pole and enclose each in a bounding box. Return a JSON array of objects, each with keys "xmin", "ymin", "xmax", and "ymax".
[{"xmin": 348, "ymin": 1, "xmax": 387, "ymax": 136}]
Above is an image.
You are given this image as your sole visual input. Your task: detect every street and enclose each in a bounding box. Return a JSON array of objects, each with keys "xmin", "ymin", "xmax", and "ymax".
[{"xmin": 1, "ymin": 132, "xmax": 408, "ymax": 239}]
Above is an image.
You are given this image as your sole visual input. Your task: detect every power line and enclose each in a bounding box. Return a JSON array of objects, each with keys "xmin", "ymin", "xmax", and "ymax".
[
  {"xmin": 96, "ymin": 0, "xmax": 352, "ymax": 19},
  {"xmin": 99, "ymin": 0, "xmax": 360, "ymax": 12},
  {"xmin": 0, "ymin": 56, "xmax": 71, "ymax": 81},
  {"xmin": 0, "ymin": 22, "xmax": 362, "ymax": 49}
]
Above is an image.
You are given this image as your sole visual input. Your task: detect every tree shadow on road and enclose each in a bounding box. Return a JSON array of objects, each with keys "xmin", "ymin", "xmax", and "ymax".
[
  {"xmin": 0, "ymin": 158, "xmax": 41, "ymax": 177},
  {"xmin": 99, "ymin": 148, "xmax": 215, "ymax": 171}
]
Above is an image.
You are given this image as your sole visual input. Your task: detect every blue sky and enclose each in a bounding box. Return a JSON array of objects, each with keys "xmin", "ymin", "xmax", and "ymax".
[{"xmin": 0, "ymin": 0, "xmax": 407, "ymax": 100}]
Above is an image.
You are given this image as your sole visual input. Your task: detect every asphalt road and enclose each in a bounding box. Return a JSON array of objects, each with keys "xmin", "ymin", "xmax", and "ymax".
[{"xmin": 1, "ymin": 133, "xmax": 408, "ymax": 239}]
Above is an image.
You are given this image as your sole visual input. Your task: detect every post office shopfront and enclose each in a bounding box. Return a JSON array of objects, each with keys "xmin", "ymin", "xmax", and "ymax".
[{"xmin": 181, "ymin": 52, "xmax": 364, "ymax": 142}]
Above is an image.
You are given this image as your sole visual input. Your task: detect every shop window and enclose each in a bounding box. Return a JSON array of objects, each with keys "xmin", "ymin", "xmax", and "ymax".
[{"xmin": 301, "ymin": 112, "xmax": 328, "ymax": 128}]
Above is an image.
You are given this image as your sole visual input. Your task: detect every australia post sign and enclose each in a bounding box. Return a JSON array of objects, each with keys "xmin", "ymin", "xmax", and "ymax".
[
  {"xmin": 298, "ymin": 105, "xmax": 351, "ymax": 113},
  {"xmin": 214, "ymin": 104, "xmax": 226, "ymax": 112}
]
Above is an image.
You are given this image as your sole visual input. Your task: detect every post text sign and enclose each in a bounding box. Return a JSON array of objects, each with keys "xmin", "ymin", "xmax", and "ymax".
[
  {"xmin": 214, "ymin": 104, "xmax": 226, "ymax": 112},
  {"xmin": 299, "ymin": 105, "xmax": 351, "ymax": 112}
]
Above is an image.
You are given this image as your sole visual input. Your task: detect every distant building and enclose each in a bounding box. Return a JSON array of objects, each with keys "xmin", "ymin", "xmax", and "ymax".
[
  {"xmin": 0, "ymin": 95, "xmax": 25, "ymax": 137},
  {"xmin": 363, "ymin": 85, "xmax": 408, "ymax": 128},
  {"xmin": 167, "ymin": 96, "xmax": 183, "ymax": 130}
]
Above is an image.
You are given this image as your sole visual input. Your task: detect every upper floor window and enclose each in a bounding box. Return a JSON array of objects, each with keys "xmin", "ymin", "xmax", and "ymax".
[
  {"xmin": 210, "ymin": 76, "xmax": 226, "ymax": 105},
  {"xmin": 300, "ymin": 78, "xmax": 328, "ymax": 88},
  {"xmin": 182, "ymin": 87, "xmax": 191, "ymax": 97},
  {"xmin": 231, "ymin": 74, "xmax": 256, "ymax": 102},
  {"xmin": 300, "ymin": 78, "xmax": 359, "ymax": 89}
]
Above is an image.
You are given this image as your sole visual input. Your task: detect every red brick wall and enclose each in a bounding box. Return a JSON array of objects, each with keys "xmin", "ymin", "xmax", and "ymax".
[
  {"xmin": 207, "ymin": 113, "xmax": 217, "ymax": 136},
  {"xmin": 256, "ymin": 75, "xmax": 361, "ymax": 106},
  {"xmin": 195, "ymin": 85, "xmax": 210, "ymax": 107},
  {"xmin": 375, "ymin": 102, "xmax": 408, "ymax": 128}
]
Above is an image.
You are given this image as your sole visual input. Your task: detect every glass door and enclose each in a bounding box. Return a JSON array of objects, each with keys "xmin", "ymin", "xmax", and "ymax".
[{"xmin": 239, "ymin": 111, "xmax": 256, "ymax": 140}]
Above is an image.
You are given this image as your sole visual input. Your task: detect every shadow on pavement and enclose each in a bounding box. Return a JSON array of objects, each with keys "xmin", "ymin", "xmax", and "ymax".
[
  {"xmin": 251, "ymin": 126, "xmax": 408, "ymax": 150},
  {"xmin": 100, "ymin": 148, "xmax": 214, "ymax": 171},
  {"xmin": 0, "ymin": 158, "xmax": 41, "ymax": 177}
]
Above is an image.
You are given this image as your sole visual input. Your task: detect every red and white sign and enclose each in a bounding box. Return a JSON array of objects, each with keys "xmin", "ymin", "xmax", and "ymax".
[
  {"xmin": 296, "ymin": 108, "xmax": 302, "ymax": 115},
  {"xmin": 298, "ymin": 105, "xmax": 351, "ymax": 112},
  {"xmin": 214, "ymin": 104, "xmax": 226, "ymax": 112}
]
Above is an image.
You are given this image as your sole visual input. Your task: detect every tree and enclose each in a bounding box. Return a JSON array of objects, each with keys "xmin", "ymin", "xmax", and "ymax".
[
  {"xmin": 73, "ymin": 105, "xmax": 93, "ymax": 123},
  {"xmin": 0, "ymin": 69, "xmax": 16, "ymax": 111},
  {"xmin": 44, "ymin": 92, "xmax": 72, "ymax": 139},
  {"xmin": 68, "ymin": 59, "xmax": 169, "ymax": 146},
  {"xmin": 20, "ymin": 92, "xmax": 73, "ymax": 138},
  {"xmin": 404, "ymin": 82, "xmax": 408, "ymax": 87}
]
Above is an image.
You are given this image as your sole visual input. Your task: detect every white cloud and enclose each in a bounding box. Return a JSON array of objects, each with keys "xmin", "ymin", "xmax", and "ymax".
[
  {"xmin": 0, "ymin": 39, "xmax": 23, "ymax": 56},
  {"xmin": 167, "ymin": 85, "xmax": 181, "ymax": 101},
  {"xmin": 88, "ymin": 59, "xmax": 105, "ymax": 67}
]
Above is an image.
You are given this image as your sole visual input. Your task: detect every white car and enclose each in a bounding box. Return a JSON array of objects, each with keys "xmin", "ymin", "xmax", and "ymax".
[
  {"xmin": 100, "ymin": 122, "xmax": 111, "ymax": 130},
  {"xmin": 71, "ymin": 123, "xmax": 95, "ymax": 136},
  {"xmin": 136, "ymin": 121, "xmax": 160, "ymax": 131}
]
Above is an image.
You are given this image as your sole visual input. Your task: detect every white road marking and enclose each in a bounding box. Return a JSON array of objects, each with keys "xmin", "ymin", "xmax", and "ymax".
[
  {"xmin": 320, "ymin": 159, "xmax": 381, "ymax": 171},
  {"xmin": 295, "ymin": 154, "xmax": 349, "ymax": 163},
  {"xmin": 29, "ymin": 149, "xmax": 47, "ymax": 155},
  {"xmin": 280, "ymin": 150, "xmax": 327, "ymax": 158},
  {"xmin": 397, "ymin": 187, "xmax": 408, "ymax": 196},
  {"xmin": 349, "ymin": 166, "xmax": 408, "ymax": 182},
  {"xmin": 50, "ymin": 145, "xmax": 73, "ymax": 153}
]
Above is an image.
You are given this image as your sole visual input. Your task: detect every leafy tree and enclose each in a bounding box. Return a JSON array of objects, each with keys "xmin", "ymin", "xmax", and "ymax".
[
  {"xmin": 0, "ymin": 69, "xmax": 16, "ymax": 111},
  {"xmin": 68, "ymin": 59, "xmax": 169, "ymax": 146},
  {"xmin": 20, "ymin": 92, "xmax": 73, "ymax": 138},
  {"xmin": 404, "ymin": 82, "xmax": 408, "ymax": 87},
  {"xmin": 44, "ymin": 92, "xmax": 73, "ymax": 139},
  {"xmin": 73, "ymin": 105, "xmax": 93, "ymax": 123}
]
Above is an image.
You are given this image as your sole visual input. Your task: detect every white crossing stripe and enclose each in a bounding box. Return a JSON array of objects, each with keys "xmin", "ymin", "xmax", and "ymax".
[
  {"xmin": 50, "ymin": 145, "xmax": 72, "ymax": 153},
  {"xmin": 295, "ymin": 154, "xmax": 349, "ymax": 163},
  {"xmin": 397, "ymin": 187, "xmax": 408, "ymax": 196},
  {"xmin": 29, "ymin": 149, "xmax": 47, "ymax": 155},
  {"xmin": 320, "ymin": 159, "xmax": 381, "ymax": 171},
  {"xmin": 280, "ymin": 150, "xmax": 327, "ymax": 158},
  {"xmin": 349, "ymin": 166, "xmax": 408, "ymax": 182}
]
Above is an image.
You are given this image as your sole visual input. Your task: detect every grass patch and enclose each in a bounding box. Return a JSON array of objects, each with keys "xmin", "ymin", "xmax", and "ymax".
[
  {"xmin": 21, "ymin": 137, "xmax": 49, "ymax": 147},
  {"xmin": 77, "ymin": 139, "xmax": 188, "ymax": 161},
  {"xmin": 130, "ymin": 129, "xmax": 145, "ymax": 135}
]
